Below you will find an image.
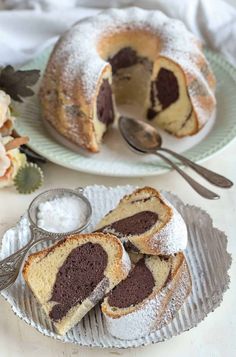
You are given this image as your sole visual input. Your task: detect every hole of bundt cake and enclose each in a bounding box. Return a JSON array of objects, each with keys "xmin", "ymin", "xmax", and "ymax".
[
  {"xmin": 97, "ymin": 79, "xmax": 114, "ymax": 125},
  {"xmin": 108, "ymin": 258, "xmax": 155, "ymax": 308},
  {"xmin": 98, "ymin": 211, "xmax": 158, "ymax": 236},
  {"xmin": 107, "ymin": 46, "xmax": 153, "ymax": 112},
  {"xmin": 108, "ymin": 47, "xmax": 139, "ymax": 74},
  {"xmin": 49, "ymin": 242, "xmax": 108, "ymax": 322}
]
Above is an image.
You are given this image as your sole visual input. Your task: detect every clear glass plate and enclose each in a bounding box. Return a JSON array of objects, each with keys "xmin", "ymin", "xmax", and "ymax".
[{"xmin": 0, "ymin": 185, "xmax": 231, "ymax": 348}]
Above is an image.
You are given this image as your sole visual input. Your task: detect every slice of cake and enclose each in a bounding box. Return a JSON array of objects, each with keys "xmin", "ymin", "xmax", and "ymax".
[
  {"xmin": 23, "ymin": 232, "xmax": 131, "ymax": 335},
  {"xmin": 102, "ymin": 252, "xmax": 191, "ymax": 340},
  {"xmin": 96, "ymin": 187, "xmax": 188, "ymax": 255}
]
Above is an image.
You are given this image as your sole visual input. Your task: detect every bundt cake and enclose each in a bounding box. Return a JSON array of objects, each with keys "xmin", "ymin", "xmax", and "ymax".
[
  {"xmin": 102, "ymin": 252, "xmax": 191, "ymax": 340},
  {"xmin": 39, "ymin": 7, "xmax": 216, "ymax": 153},
  {"xmin": 95, "ymin": 187, "xmax": 188, "ymax": 255},
  {"xmin": 23, "ymin": 232, "xmax": 131, "ymax": 335}
]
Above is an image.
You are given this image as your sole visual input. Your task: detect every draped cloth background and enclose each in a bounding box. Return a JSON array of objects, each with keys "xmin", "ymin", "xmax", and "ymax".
[{"xmin": 0, "ymin": 0, "xmax": 235, "ymax": 69}]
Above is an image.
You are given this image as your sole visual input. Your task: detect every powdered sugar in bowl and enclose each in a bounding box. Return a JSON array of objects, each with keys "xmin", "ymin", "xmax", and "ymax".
[{"xmin": 28, "ymin": 187, "xmax": 92, "ymax": 235}]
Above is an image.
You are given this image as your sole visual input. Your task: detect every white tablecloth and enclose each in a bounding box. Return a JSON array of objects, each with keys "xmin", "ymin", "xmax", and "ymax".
[
  {"xmin": 0, "ymin": 0, "xmax": 236, "ymax": 67},
  {"xmin": 0, "ymin": 1, "xmax": 236, "ymax": 357}
]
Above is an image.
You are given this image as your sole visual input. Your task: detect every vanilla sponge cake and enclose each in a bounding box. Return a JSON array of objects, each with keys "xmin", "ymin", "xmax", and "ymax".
[
  {"xmin": 39, "ymin": 7, "xmax": 216, "ymax": 152},
  {"xmin": 102, "ymin": 252, "xmax": 191, "ymax": 340},
  {"xmin": 23, "ymin": 233, "xmax": 131, "ymax": 335},
  {"xmin": 96, "ymin": 187, "xmax": 188, "ymax": 255}
]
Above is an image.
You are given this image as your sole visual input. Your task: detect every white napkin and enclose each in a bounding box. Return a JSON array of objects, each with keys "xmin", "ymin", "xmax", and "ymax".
[{"xmin": 0, "ymin": 0, "xmax": 235, "ymax": 67}]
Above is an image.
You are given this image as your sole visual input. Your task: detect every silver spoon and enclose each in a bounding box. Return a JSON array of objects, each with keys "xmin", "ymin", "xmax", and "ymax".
[
  {"xmin": 0, "ymin": 187, "xmax": 92, "ymax": 291},
  {"xmin": 119, "ymin": 117, "xmax": 233, "ymax": 199}
]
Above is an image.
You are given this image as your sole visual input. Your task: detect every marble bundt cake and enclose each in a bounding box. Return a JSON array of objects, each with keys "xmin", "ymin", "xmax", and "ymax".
[
  {"xmin": 23, "ymin": 233, "xmax": 131, "ymax": 335},
  {"xmin": 39, "ymin": 7, "xmax": 216, "ymax": 153},
  {"xmin": 96, "ymin": 187, "xmax": 188, "ymax": 255},
  {"xmin": 102, "ymin": 252, "xmax": 191, "ymax": 340}
]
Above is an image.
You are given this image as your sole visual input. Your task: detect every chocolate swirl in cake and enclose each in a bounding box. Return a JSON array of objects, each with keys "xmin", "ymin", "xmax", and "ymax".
[
  {"xmin": 97, "ymin": 210, "xmax": 158, "ymax": 237},
  {"xmin": 97, "ymin": 79, "xmax": 114, "ymax": 125},
  {"xmin": 147, "ymin": 68, "xmax": 179, "ymax": 120},
  {"xmin": 108, "ymin": 258, "xmax": 155, "ymax": 308},
  {"xmin": 49, "ymin": 242, "xmax": 108, "ymax": 321}
]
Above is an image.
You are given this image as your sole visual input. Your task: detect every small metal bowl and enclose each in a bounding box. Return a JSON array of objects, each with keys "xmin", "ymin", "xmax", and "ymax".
[{"xmin": 28, "ymin": 187, "xmax": 92, "ymax": 237}]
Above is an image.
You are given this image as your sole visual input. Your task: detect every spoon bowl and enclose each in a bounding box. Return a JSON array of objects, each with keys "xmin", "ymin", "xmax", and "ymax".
[
  {"xmin": 119, "ymin": 116, "xmax": 162, "ymax": 153},
  {"xmin": 119, "ymin": 116, "xmax": 233, "ymax": 199}
]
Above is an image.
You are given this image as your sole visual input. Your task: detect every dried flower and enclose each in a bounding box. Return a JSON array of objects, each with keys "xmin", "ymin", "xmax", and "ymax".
[
  {"xmin": 0, "ymin": 136, "xmax": 27, "ymax": 188},
  {"xmin": 14, "ymin": 163, "xmax": 44, "ymax": 194},
  {"xmin": 0, "ymin": 65, "xmax": 40, "ymax": 102},
  {"xmin": 0, "ymin": 64, "xmax": 41, "ymax": 192},
  {"xmin": 0, "ymin": 90, "xmax": 14, "ymax": 136},
  {"xmin": 0, "ymin": 140, "xmax": 10, "ymax": 178}
]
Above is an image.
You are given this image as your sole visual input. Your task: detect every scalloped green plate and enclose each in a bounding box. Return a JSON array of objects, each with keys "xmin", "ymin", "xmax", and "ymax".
[{"xmin": 14, "ymin": 47, "xmax": 236, "ymax": 177}]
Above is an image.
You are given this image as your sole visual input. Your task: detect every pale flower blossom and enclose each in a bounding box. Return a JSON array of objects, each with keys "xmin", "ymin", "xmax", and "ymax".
[
  {"xmin": 0, "ymin": 136, "xmax": 27, "ymax": 188},
  {"xmin": 0, "ymin": 90, "xmax": 14, "ymax": 136},
  {"xmin": 0, "ymin": 140, "xmax": 10, "ymax": 177}
]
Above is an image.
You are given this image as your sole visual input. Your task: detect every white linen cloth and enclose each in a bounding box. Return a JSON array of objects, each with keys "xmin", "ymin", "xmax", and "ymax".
[{"xmin": 0, "ymin": 0, "xmax": 235, "ymax": 68}]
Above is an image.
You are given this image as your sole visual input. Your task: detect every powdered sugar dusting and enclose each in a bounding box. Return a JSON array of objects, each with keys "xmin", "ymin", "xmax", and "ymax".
[
  {"xmin": 104, "ymin": 257, "xmax": 191, "ymax": 340},
  {"xmin": 37, "ymin": 195, "xmax": 88, "ymax": 233},
  {"xmin": 88, "ymin": 277, "xmax": 109, "ymax": 305},
  {"xmin": 120, "ymin": 244, "xmax": 132, "ymax": 275},
  {"xmin": 51, "ymin": 6, "xmax": 215, "ymax": 122},
  {"xmin": 151, "ymin": 192, "xmax": 188, "ymax": 255},
  {"xmin": 159, "ymin": 262, "xmax": 191, "ymax": 329},
  {"xmin": 97, "ymin": 188, "xmax": 188, "ymax": 255}
]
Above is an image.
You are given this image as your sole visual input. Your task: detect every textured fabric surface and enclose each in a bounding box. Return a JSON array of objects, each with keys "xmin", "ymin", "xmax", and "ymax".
[{"xmin": 0, "ymin": 0, "xmax": 235, "ymax": 67}]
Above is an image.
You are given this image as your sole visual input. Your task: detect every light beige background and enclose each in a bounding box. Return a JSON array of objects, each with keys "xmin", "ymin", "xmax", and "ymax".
[{"xmin": 0, "ymin": 1, "xmax": 236, "ymax": 356}]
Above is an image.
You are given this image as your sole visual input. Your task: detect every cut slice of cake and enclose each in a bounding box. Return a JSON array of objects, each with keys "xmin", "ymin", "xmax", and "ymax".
[
  {"xmin": 23, "ymin": 232, "xmax": 131, "ymax": 335},
  {"xmin": 96, "ymin": 187, "xmax": 188, "ymax": 255},
  {"xmin": 147, "ymin": 56, "xmax": 197, "ymax": 136},
  {"xmin": 102, "ymin": 252, "xmax": 191, "ymax": 340}
]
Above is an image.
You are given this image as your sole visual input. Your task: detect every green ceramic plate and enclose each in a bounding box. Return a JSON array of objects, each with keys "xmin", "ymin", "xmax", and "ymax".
[{"xmin": 15, "ymin": 47, "xmax": 236, "ymax": 177}]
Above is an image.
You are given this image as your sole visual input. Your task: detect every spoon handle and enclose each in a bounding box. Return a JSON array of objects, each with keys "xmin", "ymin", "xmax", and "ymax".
[
  {"xmin": 159, "ymin": 148, "xmax": 233, "ymax": 188},
  {"xmin": 0, "ymin": 234, "xmax": 45, "ymax": 291},
  {"xmin": 154, "ymin": 152, "xmax": 220, "ymax": 200}
]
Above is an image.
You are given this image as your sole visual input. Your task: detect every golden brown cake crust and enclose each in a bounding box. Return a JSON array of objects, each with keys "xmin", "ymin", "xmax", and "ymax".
[
  {"xmin": 96, "ymin": 186, "xmax": 188, "ymax": 255},
  {"xmin": 23, "ymin": 232, "xmax": 128, "ymax": 282},
  {"xmin": 23, "ymin": 232, "xmax": 131, "ymax": 335},
  {"xmin": 102, "ymin": 252, "xmax": 186, "ymax": 318},
  {"xmin": 102, "ymin": 253, "xmax": 192, "ymax": 340},
  {"xmin": 39, "ymin": 8, "xmax": 216, "ymax": 152}
]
